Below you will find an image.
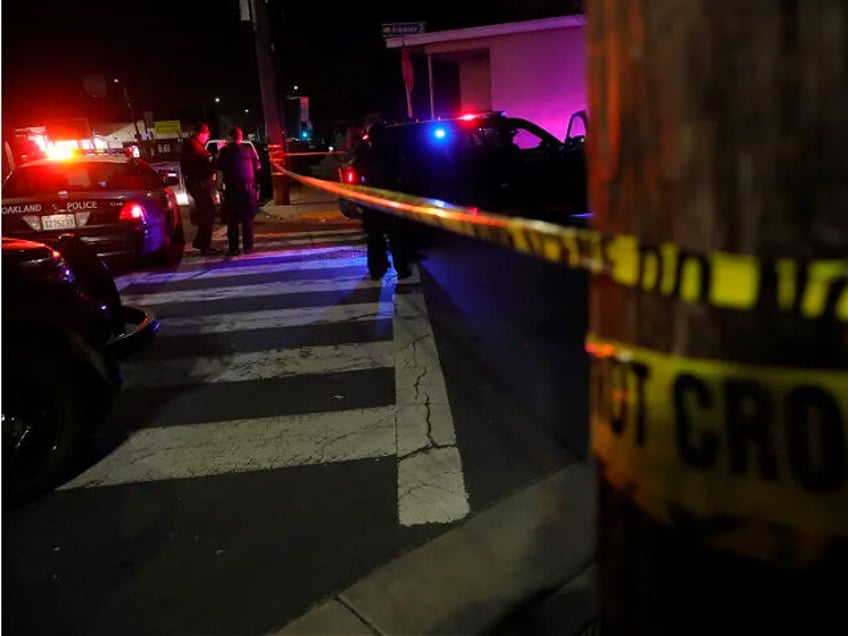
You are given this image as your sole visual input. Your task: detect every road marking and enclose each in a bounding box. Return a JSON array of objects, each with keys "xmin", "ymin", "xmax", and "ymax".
[
  {"xmin": 259, "ymin": 235, "xmax": 366, "ymax": 247},
  {"xmin": 121, "ymin": 342, "xmax": 393, "ymax": 389},
  {"xmin": 124, "ymin": 256, "xmax": 369, "ymax": 286},
  {"xmin": 394, "ymin": 290, "xmax": 470, "ymax": 526},
  {"xmin": 254, "ymin": 229, "xmax": 364, "ymax": 239},
  {"xmin": 157, "ymin": 302, "xmax": 394, "ymax": 336},
  {"xmin": 122, "ymin": 272, "xmax": 421, "ymax": 306},
  {"xmin": 115, "ymin": 245, "xmax": 369, "ymax": 290},
  {"xmin": 123, "ymin": 276, "xmax": 382, "ymax": 306},
  {"xmin": 79, "ymin": 253, "xmax": 470, "ymax": 527},
  {"xmin": 60, "ymin": 407, "xmax": 396, "ymax": 488}
]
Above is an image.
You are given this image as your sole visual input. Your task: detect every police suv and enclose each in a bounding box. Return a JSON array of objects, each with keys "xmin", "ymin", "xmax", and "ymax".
[{"xmin": 338, "ymin": 111, "xmax": 588, "ymax": 226}]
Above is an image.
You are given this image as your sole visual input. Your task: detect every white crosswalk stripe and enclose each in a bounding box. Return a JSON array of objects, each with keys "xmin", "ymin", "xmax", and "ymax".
[
  {"xmin": 123, "ymin": 256, "xmax": 370, "ymax": 286},
  {"xmin": 122, "ymin": 342, "xmax": 393, "ymax": 388},
  {"xmin": 64, "ymin": 240, "xmax": 469, "ymax": 526},
  {"xmin": 121, "ymin": 276, "xmax": 383, "ymax": 306},
  {"xmin": 62, "ymin": 408, "xmax": 397, "ymax": 486},
  {"xmin": 157, "ymin": 302, "xmax": 393, "ymax": 336},
  {"xmin": 115, "ymin": 245, "xmax": 370, "ymax": 291}
]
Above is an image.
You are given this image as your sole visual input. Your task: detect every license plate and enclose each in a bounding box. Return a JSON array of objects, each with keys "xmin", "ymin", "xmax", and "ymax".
[{"xmin": 41, "ymin": 214, "xmax": 76, "ymax": 230}]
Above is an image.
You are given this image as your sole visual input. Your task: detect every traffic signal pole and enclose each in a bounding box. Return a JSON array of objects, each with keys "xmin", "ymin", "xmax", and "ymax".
[
  {"xmin": 586, "ymin": 1, "xmax": 847, "ymax": 633},
  {"xmin": 250, "ymin": 0, "xmax": 289, "ymax": 204}
]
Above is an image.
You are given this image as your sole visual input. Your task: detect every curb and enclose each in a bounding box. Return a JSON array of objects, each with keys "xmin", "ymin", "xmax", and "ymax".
[{"xmin": 273, "ymin": 462, "xmax": 596, "ymax": 635}]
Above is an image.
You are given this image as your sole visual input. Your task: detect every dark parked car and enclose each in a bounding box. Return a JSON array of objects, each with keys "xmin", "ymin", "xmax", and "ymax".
[
  {"xmin": 1, "ymin": 154, "xmax": 185, "ymax": 271},
  {"xmin": 1, "ymin": 235, "xmax": 159, "ymax": 503},
  {"xmin": 338, "ymin": 111, "xmax": 588, "ymax": 225}
]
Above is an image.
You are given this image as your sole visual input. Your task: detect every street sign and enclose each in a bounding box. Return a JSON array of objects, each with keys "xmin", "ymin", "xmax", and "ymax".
[
  {"xmin": 381, "ymin": 22, "xmax": 426, "ymax": 37},
  {"xmin": 154, "ymin": 120, "xmax": 182, "ymax": 137}
]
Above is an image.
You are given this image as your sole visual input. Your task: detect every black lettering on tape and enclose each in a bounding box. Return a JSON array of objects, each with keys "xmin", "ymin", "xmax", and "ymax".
[
  {"xmin": 577, "ymin": 233, "xmax": 597, "ymax": 266},
  {"xmin": 497, "ymin": 226, "xmax": 515, "ymax": 249},
  {"xmin": 632, "ymin": 362, "xmax": 650, "ymax": 446},
  {"xmin": 724, "ymin": 380, "xmax": 779, "ymax": 481},
  {"xmin": 524, "ymin": 229, "xmax": 545, "ymax": 257},
  {"xmin": 559, "ymin": 235, "xmax": 579, "ymax": 265},
  {"xmin": 638, "ymin": 245, "xmax": 664, "ymax": 292},
  {"xmin": 792, "ymin": 262, "xmax": 809, "ymax": 315},
  {"xmin": 673, "ymin": 250, "xmax": 712, "ymax": 303},
  {"xmin": 493, "ymin": 226, "xmax": 509, "ymax": 248},
  {"xmin": 610, "ymin": 359, "xmax": 629, "ymax": 434},
  {"xmin": 785, "ymin": 386, "xmax": 845, "ymax": 494},
  {"xmin": 600, "ymin": 235, "xmax": 616, "ymax": 274},
  {"xmin": 592, "ymin": 358, "xmax": 611, "ymax": 424},
  {"xmin": 594, "ymin": 358, "xmax": 650, "ymax": 444},
  {"xmin": 756, "ymin": 259, "xmax": 779, "ymax": 312},
  {"xmin": 822, "ymin": 276, "xmax": 848, "ymax": 322},
  {"xmin": 674, "ymin": 373, "xmax": 719, "ymax": 469}
]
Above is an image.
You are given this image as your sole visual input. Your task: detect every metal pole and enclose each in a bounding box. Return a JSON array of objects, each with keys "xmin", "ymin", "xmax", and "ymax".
[
  {"xmin": 587, "ymin": 1, "xmax": 847, "ymax": 633},
  {"xmin": 402, "ymin": 35, "xmax": 413, "ymax": 120},
  {"xmin": 427, "ymin": 52, "xmax": 435, "ymax": 119},
  {"xmin": 251, "ymin": 0, "xmax": 289, "ymax": 204},
  {"xmin": 120, "ymin": 83, "xmax": 142, "ymax": 147}
]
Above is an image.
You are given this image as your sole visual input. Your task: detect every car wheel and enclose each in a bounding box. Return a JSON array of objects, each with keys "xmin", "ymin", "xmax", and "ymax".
[
  {"xmin": 2, "ymin": 342, "xmax": 101, "ymax": 505},
  {"xmin": 151, "ymin": 215, "xmax": 185, "ymax": 267},
  {"xmin": 171, "ymin": 210, "xmax": 186, "ymax": 245},
  {"xmin": 149, "ymin": 233, "xmax": 173, "ymax": 267}
]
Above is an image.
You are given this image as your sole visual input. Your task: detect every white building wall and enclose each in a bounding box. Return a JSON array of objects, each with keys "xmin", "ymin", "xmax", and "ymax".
[
  {"xmin": 458, "ymin": 55, "xmax": 493, "ymax": 113},
  {"xmin": 487, "ymin": 26, "xmax": 586, "ymax": 141}
]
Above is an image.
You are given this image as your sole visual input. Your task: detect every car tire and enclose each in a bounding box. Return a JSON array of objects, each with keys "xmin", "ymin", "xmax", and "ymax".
[
  {"xmin": 2, "ymin": 341, "xmax": 102, "ymax": 505},
  {"xmin": 171, "ymin": 212, "xmax": 186, "ymax": 246},
  {"xmin": 339, "ymin": 198, "xmax": 363, "ymax": 219},
  {"xmin": 151, "ymin": 214, "xmax": 185, "ymax": 267}
]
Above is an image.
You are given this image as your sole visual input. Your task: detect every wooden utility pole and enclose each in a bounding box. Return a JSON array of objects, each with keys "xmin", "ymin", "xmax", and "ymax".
[
  {"xmin": 250, "ymin": 0, "xmax": 289, "ymax": 204},
  {"xmin": 586, "ymin": 1, "xmax": 847, "ymax": 633}
]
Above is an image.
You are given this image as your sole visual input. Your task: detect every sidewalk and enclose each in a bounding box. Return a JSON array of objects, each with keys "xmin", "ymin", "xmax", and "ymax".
[
  {"xmin": 273, "ymin": 462, "xmax": 599, "ymax": 636},
  {"xmin": 255, "ymin": 183, "xmax": 361, "ymax": 233}
]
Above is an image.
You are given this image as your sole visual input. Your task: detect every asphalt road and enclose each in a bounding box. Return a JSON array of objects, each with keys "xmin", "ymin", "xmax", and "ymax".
[{"xmin": 3, "ymin": 205, "xmax": 589, "ymax": 634}]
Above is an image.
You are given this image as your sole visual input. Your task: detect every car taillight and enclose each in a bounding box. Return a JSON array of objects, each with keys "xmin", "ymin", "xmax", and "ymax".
[
  {"xmin": 344, "ymin": 168, "xmax": 357, "ymax": 184},
  {"xmin": 119, "ymin": 201, "xmax": 146, "ymax": 221}
]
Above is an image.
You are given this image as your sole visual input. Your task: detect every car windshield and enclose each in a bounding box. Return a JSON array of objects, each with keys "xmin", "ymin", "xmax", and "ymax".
[
  {"xmin": 462, "ymin": 118, "xmax": 560, "ymax": 150},
  {"xmin": 3, "ymin": 160, "xmax": 162, "ymax": 197}
]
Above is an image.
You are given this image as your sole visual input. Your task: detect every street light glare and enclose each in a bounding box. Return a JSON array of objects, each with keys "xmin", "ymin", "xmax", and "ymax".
[
  {"xmin": 214, "ymin": 97, "xmax": 221, "ymax": 103},
  {"xmin": 113, "ymin": 78, "xmax": 120, "ymax": 83},
  {"xmin": 244, "ymin": 109, "xmax": 250, "ymax": 113},
  {"xmin": 293, "ymin": 85, "xmax": 299, "ymax": 91}
]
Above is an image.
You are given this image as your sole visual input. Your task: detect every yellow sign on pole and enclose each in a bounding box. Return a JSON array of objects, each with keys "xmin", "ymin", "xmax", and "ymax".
[{"xmin": 154, "ymin": 120, "xmax": 182, "ymax": 138}]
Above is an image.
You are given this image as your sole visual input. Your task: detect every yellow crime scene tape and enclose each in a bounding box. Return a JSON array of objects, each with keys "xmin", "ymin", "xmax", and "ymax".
[
  {"xmin": 587, "ymin": 334, "xmax": 847, "ymax": 562},
  {"xmin": 271, "ymin": 163, "xmax": 847, "ymax": 561},
  {"xmin": 272, "ymin": 164, "xmax": 848, "ymax": 323}
]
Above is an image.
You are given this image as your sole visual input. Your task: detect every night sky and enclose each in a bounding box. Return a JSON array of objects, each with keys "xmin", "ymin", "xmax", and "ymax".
[{"xmin": 2, "ymin": 0, "xmax": 579, "ymax": 137}]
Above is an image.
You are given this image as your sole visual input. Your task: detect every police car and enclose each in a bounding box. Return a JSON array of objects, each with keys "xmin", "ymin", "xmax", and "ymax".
[
  {"xmin": 2, "ymin": 154, "xmax": 185, "ymax": 270},
  {"xmin": 338, "ymin": 111, "xmax": 588, "ymax": 226},
  {"xmin": 2, "ymin": 234, "xmax": 159, "ymax": 503}
]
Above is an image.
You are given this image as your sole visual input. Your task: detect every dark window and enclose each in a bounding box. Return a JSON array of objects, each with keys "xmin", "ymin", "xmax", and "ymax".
[{"xmin": 4, "ymin": 160, "xmax": 163, "ymax": 197}]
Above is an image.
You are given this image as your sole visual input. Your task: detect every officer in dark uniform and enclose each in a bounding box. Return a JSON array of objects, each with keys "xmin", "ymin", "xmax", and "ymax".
[
  {"xmin": 356, "ymin": 115, "xmax": 412, "ymax": 280},
  {"xmin": 180, "ymin": 122, "xmax": 220, "ymax": 255},
  {"xmin": 216, "ymin": 127, "xmax": 262, "ymax": 256}
]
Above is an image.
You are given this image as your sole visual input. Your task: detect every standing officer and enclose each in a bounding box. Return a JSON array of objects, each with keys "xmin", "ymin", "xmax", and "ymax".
[
  {"xmin": 356, "ymin": 114, "xmax": 412, "ymax": 280},
  {"xmin": 181, "ymin": 122, "xmax": 220, "ymax": 255},
  {"xmin": 216, "ymin": 127, "xmax": 262, "ymax": 256}
]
